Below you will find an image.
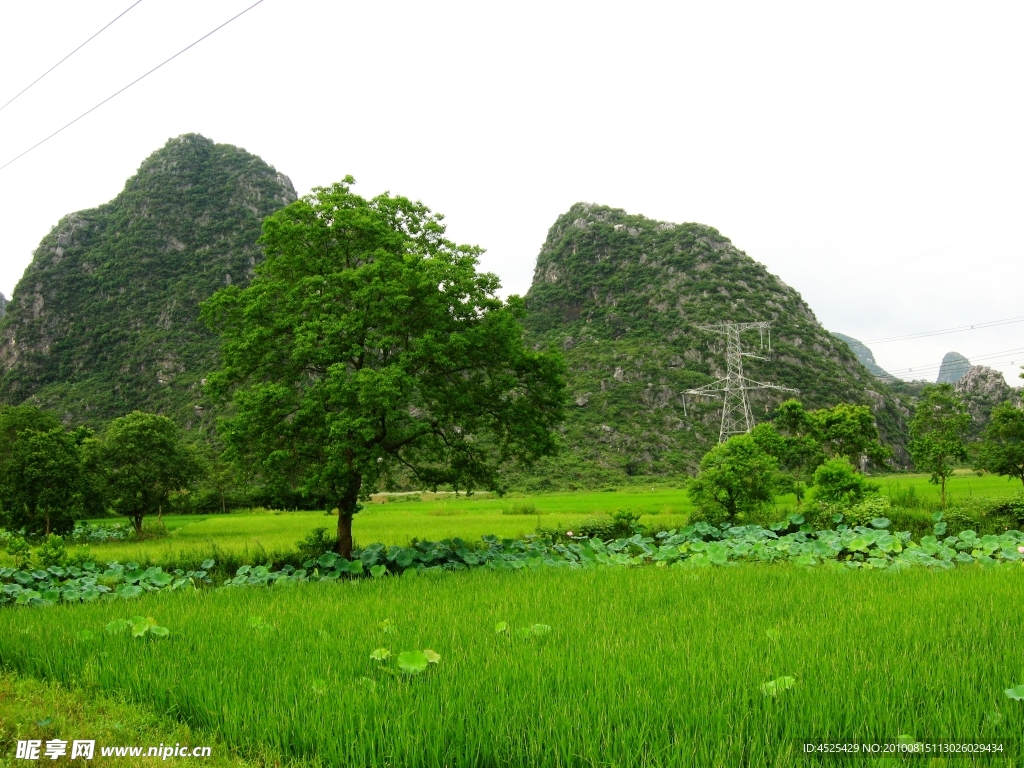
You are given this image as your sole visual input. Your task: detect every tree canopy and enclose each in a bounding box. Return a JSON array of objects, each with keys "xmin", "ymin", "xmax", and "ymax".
[
  {"xmin": 0, "ymin": 427, "xmax": 81, "ymax": 536},
  {"xmin": 978, "ymin": 401, "xmax": 1024, "ymax": 489},
  {"xmin": 203, "ymin": 179, "xmax": 567, "ymax": 556},
  {"xmin": 908, "ymin": 384, "xmax": 970, "ymax": 506},
  {"xmin": 687, "ymin": 434, "xmax": 777, "ymax": 523},
  {"xmin": 99, "ymin": 411, "xmax": 200, "ymax": 533}
]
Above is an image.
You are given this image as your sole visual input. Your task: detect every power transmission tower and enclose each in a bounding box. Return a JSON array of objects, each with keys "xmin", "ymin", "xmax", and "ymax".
[{"xmin": 683, "ymin": 321, "xmax": 798, "ymax": 443}]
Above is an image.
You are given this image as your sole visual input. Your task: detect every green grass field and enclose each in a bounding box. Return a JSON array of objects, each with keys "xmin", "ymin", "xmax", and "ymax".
[
  {"xmin": 3, "ymin": 473, "xmax": 1024, "ymax": 765},
  {"xmin": 54, "ymin": 472, "xmax": 1023, "ymax": 569},
  {"xmin": 2, "ymin": 566, "xmax": 1023, "ymax": 766}
]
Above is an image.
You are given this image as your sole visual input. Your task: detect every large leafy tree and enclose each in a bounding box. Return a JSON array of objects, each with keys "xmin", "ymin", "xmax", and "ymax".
[
  {"xmin": 807, "ymin": 402, "xmax": 890, "ymax": 469},
  {"xmin": 978, "ymin": 401, "xmax": 1024, "ymax": 489},
  {"xmin": 688, "ymin": 434, "xmax": 778, "ymax": 523},
  {"xmin": 908, "ymin": 384, "xmax": 970, "ymax": 506},
  {"xmin": 0, "ymin": 405, "xmax": 61, "ymax": 466},
  {"xmin": 202, "ymin": 179, "xmax": 566, "ymax": 557},
  {"xmin": 99, "ymin": 411, "xmax": 201, "ymax": 533},
  {"xmin": 0, "ymin": 427, "xmax": 81, "ymax": 536}
]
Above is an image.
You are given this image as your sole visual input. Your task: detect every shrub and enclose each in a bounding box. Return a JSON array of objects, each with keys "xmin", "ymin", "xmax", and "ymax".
[
  {"xmin": 811, "ymin": 458, "xmax": 878, "ymax": 505},
  {"xmin": 940, "ymin": 493, "xmax": 1024, "ymax": 536},
  {"xmin": 538, "ymin": 512, "xmax": 640, "ymax": 543},
  {"xmin": 5, "ymin": 534, "xmax": 32, "ymax": 570},
  {"xmin": 36, "ymin": 534, "xmax": 68, "ymax": 568},
  {"xmin": 297, "ymin": 527, "xmax": 336, "ymax": 561}
]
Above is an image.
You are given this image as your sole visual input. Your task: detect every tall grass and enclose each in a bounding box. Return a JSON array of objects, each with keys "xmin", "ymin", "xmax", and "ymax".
[{"xmin": 2, "ymin": 567, "xmax": 1023, "ymax": 766}]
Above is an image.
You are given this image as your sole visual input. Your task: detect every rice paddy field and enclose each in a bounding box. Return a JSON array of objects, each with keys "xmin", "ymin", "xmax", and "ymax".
[
  {"xmin": 48, "ymin": 471, "xmax": 1023, "ymax": 568},
  {"xmin": 2, "ymin": 567, "xmax": 1024, "ymax": 766},
  {"xmin": 3, "ymin": 471, "xmax": 1024, "ymax": 766}
]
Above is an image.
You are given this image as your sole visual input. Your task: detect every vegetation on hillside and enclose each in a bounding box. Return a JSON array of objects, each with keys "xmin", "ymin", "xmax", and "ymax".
[
  {"xmin": 519, "ymin": 203, "xmax": 909, "ymax": 488},
  {"xmin": 0, "ymin": 134, "xmax": 295, "ymax": 429}
]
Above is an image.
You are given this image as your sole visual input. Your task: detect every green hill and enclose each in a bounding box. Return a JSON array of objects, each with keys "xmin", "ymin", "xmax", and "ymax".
[
  {"xmin": 831, "ymin": 332, "xmax": 893, "ymax": 380},
  {"xmin": 0, "ymin": 134, "xmax": 295, "ymax": 429},
  {"xmin": 519, "ymin": 203, "xmax": 908, "ymax": 488}
]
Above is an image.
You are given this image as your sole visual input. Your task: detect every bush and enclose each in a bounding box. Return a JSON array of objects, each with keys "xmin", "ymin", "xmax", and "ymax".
[
  {"xmin": 297, "ymin": 527, "xmax": 336, "ymax": 561},
  {"xmin": 940, "ymin": 493, "xmax": 1024, "ymax": 536},
  {"xmin": 36, "ymin": 534, "xmax": 68, "ymax": 568},
  {"xmin": 538, "ymin": 511, "xmax": 640, "ymax": 543},
  {"xmin": 5, "ymin": 534, "xmax": 32, "ymax": 570},
  {"xmin": 811, "ymin": 458, "xmax": 878, "ymax": 505}
]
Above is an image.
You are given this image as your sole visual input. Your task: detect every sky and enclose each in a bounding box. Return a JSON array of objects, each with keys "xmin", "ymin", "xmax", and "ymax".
[{"xmin": 0, "ymin": 0, "xmax": 1021, "ymax": 385}]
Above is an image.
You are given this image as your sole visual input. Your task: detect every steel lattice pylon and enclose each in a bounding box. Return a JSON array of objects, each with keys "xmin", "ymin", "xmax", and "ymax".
[{"xmin": 683, "ymin": 321, "xmax": 798, "ymax": 443}]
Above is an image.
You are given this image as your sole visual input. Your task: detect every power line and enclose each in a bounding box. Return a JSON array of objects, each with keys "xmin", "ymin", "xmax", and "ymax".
[
  {"xmin": 0, "ymin": 0, "xmax": 267, "ymax": 174},
  {"xmin": 0, "ymin": 0, "xmax": 144, "ymax": 115},
  {"xmin": 805, "ymin": 222, "xmax": 1015, "ymax": 295},
  {"xmin": 864, "ymin": 315, "xmax": 1024, "ymax": 344},
  {"xmin": 883, "ymin": 347, "xmax": 1024, "ymax": 376}
]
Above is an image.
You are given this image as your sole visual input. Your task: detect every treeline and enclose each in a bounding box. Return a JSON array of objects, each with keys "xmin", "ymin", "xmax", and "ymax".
[
  {"xmin": 688, "ymin": 384, "xmax": 1024, "ymax": 526},
  {"xmin": 0, "ymin": 405, "xmax": 327, "ymax": 539}
]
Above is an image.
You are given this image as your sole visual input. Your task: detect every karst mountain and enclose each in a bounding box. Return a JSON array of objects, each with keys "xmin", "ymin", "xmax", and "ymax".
[{"xmin": 0, "ymin": 134, "xmax": 295, "ymax": 428}]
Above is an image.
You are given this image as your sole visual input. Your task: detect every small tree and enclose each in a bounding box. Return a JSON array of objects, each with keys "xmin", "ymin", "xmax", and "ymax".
[
  {"xmin": 810, "ymin": 457, "xmax": 876, "ymax": 505},
  {"xmin": 0, "ymin": 427, "xmax": 81, "ymax": 536},
  {"xmin": 752, "ymin": 417, "xmax": 820, "ymax": 505},
  {"xmin": 908, "ymin": 384, "xmax": 970, "ymax": 506},
  {"xmin": 203, "ymin": 179, "xmax": 566, "ymax": 557},
  {"xmin": 688, "ymin": 434, "xmax": 777, "ymax": 523},
  {"xmin": 978, "ymin": 401, "xmax": 1024, "ymax": 489},
  {"xmin": 100, "ymin": 412, "xmax": 201, "ymax": 534}
]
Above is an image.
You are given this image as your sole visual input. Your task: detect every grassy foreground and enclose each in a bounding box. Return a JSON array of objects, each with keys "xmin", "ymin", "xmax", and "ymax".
[{"xmin": 2, "ymin": 566, "xmax": 1023, "ymax": 766}]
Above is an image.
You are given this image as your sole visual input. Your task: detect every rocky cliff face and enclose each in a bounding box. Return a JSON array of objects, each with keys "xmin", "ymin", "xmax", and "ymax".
[
  {"xmin": 955, "ymin": 365, "xmax": 1022, "ymax": 437},
  {"xmin": 0, "ymin": 292, "xmax": 6, "ymax": 322},
  {"xmin": 832, "ymin": 333, "xmax": 893, "ymax": 380},
  {"xmin": 0, "ymin": 134, "xmax": 296, "ymax": 427},
  {"xmin": 937, "ymin": 351, "xmax": 971, "ymax": 384},
  {"xmin": 519, "ymin": 203, "xmax": 908, "ymax": 487}
]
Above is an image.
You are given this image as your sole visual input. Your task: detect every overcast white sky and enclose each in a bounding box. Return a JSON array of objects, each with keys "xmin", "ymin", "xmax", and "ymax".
[{"xmin": 0, "ymin": 0, "xmax": 1021, "ymax": 384}]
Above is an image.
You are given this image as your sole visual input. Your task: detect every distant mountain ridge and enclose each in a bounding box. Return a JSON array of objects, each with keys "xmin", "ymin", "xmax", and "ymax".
[
  {"xmin": 937, "ymin": 351, "xmax": 972, "ymax": 384},
  {"xmin": 831, "ymin": 333, "xmax": 893, "ymax": 380},
  {"xmin": 0, "ymin": 134, "xmax": 296, "ymax": 427},
  {"xmin": 519, "ymin": 203, "xmax": 908, "ymax": 487}
]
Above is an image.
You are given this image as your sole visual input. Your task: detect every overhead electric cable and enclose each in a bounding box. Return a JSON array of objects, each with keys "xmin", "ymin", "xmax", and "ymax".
[
  {"xmin": 806, "ymin": 222, "xmax": 1015, "ymax": 295},
  {"xmin": 883, "ymin": 347, "xmax": 1024, "ymax": 376},
  {"xmin": 864, "ymin": 315, "xmax": 1024, "ymax": 344},
  {"xmin": 0, "ymin": 0, "xmax": 144, "ymax": 115},
  {"xmin": 0, "ymin": 0, "xmax": 267, "ymax": 173}
]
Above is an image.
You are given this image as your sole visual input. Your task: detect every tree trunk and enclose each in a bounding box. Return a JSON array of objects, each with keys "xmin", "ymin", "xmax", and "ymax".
[
  {"xmin": 334, "ymin": 475, "xmax": 363, "ymax": 559},
  {"xmin": 337, "ymin": 513, "xmax": 354, "ymax": 559},
  {"xmin": 940, "ymin": 476, "xmax": 947, "ymax": 508},
  {"xmin": 45, "ymin": 512, "xmax": 51, "ymax": 537},
  {"xmin": 220, "ymin": 490, "xmax": 226, "ymax": 515},
  {"xmin": 133, "ymin": 515, "xmax": 143, "ymax": 535}
]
